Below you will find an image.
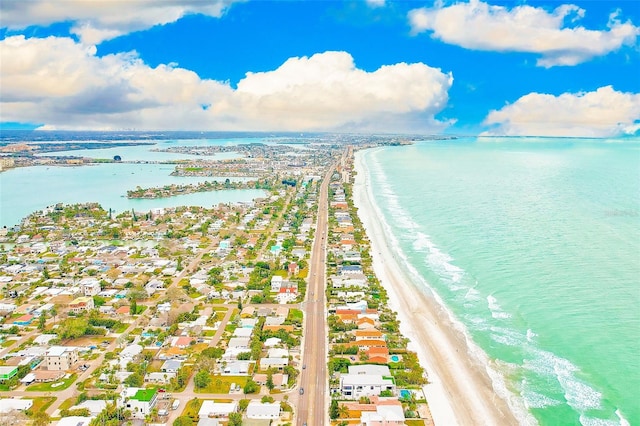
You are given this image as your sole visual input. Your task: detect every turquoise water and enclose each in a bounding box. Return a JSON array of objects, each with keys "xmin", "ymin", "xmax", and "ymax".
[
  {"xmin": 357, "ymin": 138, "xmax": 640, "ymax": 425},
  {"xmin": 390, "ymin": 355, "xmax": 400, "ymax": 362},
  {"xmin": 0, "ymin": 138, "xmax": 270, "ymax": 227}
]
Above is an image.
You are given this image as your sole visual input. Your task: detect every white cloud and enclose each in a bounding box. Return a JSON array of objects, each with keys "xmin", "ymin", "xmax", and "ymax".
[
  {"xmin": 482, "ymin": 86, "xmax": 640, "ymax": 137},
  {"xmin": 408, "ymin": 0, "xmax": 639, "ymax": 67},
  {"xmin": 0, "ymin": 36, "xmax": 453, "ymax": 132},
  {"xmin": 366, "ymin": 0, "xmax": 386, "ymax": 8},
  {"xmin": 0, "ymin": 0, "xmax": 238, "ymax": 44}
]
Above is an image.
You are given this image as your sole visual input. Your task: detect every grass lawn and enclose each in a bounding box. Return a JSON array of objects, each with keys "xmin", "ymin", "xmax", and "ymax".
[
  {"xmin": 130, "ymin": 327, "xmax": 143, "ymax": 335},
  {"xmin": 28, "ymin": 396, "xmax": 56, "ymax": 414},
  {"xmin": 58, "ymin": 397, "xmax": 76, "ymax": 411},
  {"xmin": 113, "ymin": 323, "xmax": 128, "ymax": 333},
  {"xmin": 213, "ymin": 307, "xmax": 228, "ymax": 312},
  {"xmin": 288, "ymin": 309, "xmax": 303, "ymax": 322},
  {"xmin": 404, "ymin": 420, "xmax": 424, "ymax": 426},
  {"xmin": 181, "ymin": 398, "xmax": 204, "ymax": 419},
  {"xmin": 1, "ymin": 339, "xmax": 15, "ymax": 347},
  {"xmin": 26, "ymin": 373, "xmax": 77, "ymax": 391},
  {"xmin": 194, "ymin": 375, "xmax": 248, "ymax": 394},
  {"xmin": 202, "ymin": 330, "xmax": 216, "ymax": 337}
]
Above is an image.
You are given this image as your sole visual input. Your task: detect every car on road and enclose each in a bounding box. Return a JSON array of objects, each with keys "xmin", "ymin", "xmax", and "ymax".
[
  {"xmin": 299, "ymin": 387, "xmax": 304, "ymax": 395},
  {"xmin": 302, "ymin": 364, "xmax": 306, "ymax": 369}
]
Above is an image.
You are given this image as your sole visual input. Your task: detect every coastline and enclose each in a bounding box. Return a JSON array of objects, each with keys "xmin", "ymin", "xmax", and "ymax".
[{"xmin": 353, "ymin": 149, "xmax": 521, "ymax": 426}]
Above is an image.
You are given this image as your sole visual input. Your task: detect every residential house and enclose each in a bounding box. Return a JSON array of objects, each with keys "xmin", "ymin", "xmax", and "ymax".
[
  {"xmin": 0, "ymin": 366, "xmax": 18, "ymax": 381},
  {"xmin": 68, "ymin": 296, "xmax": 94, "ymax": 313},
  {"xmin": 361, "ymin": 405, "xmax": 406, "ymax": 426},
  {"xmin": 340, "ymin": 365, "xmax": 396, "ymax": 399},
  {"xmin": 246, "ymin": 401, "xmax": 281, "ymax": 420},
  {"xmin": 198, "ymin": 401, "xmax": 237, "ymax": 419},
  {"xmin": 259, "ymin": 357, "xmax": 288, "ymax": 371},
  {"xmin": 270, "ymin": 276, "xmax": 283, "ymax": 292},
  {"xmin": 145, "ymin": 372, "xmax": 175, "ymax": 384},
  {"xmin": 12, "ymin": 314, "xmax": 33, "ymax": 326},
  {"xmin": 119, "ymin": 388, "xmax": 158, "ymax": 419},
  {"xmin": 355, "ymin": 330, "xmax": 384, "ymax": 341},
  {"xmin": 221, "ymin": 361, "xmax": 251, "ymax": 375},
  {"xmin": 161, "ymin": 359, "xmax": 183, "ymax": 373},
  {"xmin": 80, "ymin": 278, "xmax": 101, "ymax": 296},
  {"xmin": 287, "ymin": 262, "xmax": 299, "ymax": 276},
  {"xmin": 253, "ymin": 373, "xmax": 288, "ymax": 389},
  {"xmin": 45, "ymin": 346, "xmax": 79, "ymax": 371}
]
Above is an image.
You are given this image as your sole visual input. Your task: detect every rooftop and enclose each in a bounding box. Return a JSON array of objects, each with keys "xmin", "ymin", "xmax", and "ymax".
[{"xmin": 132, "ymin": 388, "xmax": 157, "ymax": 402}]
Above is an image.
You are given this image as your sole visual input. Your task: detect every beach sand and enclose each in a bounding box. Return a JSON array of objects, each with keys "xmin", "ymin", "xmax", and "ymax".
[{"xmin": 353, "ymin": 152, "xmax": 520, "ymax": 426}]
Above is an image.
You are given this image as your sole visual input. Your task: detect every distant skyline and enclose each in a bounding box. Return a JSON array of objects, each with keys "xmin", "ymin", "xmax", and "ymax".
[{"xmin": 1, "ymin": 0, "xmax": 638, "ymax": 137}]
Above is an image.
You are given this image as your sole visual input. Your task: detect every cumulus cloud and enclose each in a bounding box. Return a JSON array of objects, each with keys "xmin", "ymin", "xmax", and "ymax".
[
  {"xmin": 0, "ymin": 0, "xmax": 237, "ymax": 44},
  {"xmin": 408, "ymin": 0, "xmax": 639, "ymax": 67},
  {"xmin": 482, "ymin": 86, "xmax": 640, "ymax": 137},
  {"xmin": 0, "ymin": 36, "xmax": 453, "ymax": 132}
]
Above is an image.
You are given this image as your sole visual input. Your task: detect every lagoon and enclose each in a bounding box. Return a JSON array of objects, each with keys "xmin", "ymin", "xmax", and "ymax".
[{"xmin": 1, "ymin": 137, "xmax": 275, "ymax": 227}]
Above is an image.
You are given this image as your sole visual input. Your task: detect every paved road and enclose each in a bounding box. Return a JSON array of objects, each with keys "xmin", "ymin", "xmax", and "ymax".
[{"xmin": 296, "ymin": 158, "xmax": 337, "ymax": 426}]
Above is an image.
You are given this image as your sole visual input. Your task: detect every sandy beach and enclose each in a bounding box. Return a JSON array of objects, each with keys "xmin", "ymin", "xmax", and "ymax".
[{"xmin": 353, "ymin": 151, "xmax": 521, "ymax": 426}]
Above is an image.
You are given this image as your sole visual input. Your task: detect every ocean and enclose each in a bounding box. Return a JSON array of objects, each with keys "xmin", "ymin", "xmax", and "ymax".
[{"xmin": 356, "ymin": 138, "xmax": 640, "ymax": 426}]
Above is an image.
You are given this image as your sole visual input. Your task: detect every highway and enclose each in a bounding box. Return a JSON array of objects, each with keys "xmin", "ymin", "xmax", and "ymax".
[{"xmin": 296, "ymin": 159, "xmax": 337, "ymax": 425}]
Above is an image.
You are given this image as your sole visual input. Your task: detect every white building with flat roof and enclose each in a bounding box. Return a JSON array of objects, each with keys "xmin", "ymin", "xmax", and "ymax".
[
  {"xmin": 198, "ymin": 401, "xmax": 237, "ymax": 418},
  {"xmin": 340, "ymin": 374, "xmax": 395, "ymax": 400},
  {"xmin": 246, "ymin": 401, "xmax": 281, "ymax": 420},
  {"xmin": 45, "ymin": 346, "xmax": 78, "ymax": 371}
]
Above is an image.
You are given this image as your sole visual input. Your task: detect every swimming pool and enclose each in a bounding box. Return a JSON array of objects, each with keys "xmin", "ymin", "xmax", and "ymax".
[
  {"xmin": 390, "ymin": 355, "xmax": 400, "ymax": 362},
  {"xmin": 400, "ymin": 389, "xmax": 411, "ymax": 399}
]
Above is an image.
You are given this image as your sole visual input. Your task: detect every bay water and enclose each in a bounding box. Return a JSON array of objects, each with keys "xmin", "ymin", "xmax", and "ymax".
[
  {"xmin": 357, "ymin": 138, "xmax": 640, "ymax": 425},
  {"xmin": 0, "ymin": 137, "xmax": 272, "ymax": 227}
]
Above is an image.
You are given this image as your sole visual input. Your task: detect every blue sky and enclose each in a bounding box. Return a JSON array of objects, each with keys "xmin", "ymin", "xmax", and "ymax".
[{"xmin": 0, "ymin": 0, "xmax": 638, "ymax": 136}]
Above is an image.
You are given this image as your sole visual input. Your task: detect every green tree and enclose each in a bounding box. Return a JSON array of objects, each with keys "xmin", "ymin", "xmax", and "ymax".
[
  {"xmin": 37, "ymin": 314, "xmax": 46, "ymax": 331},
  {"xmin": 201, "ymin": 347, "xmax": 223, "ymax": 359},
  {"xmin": 173, "ymin": 416, "xmax": 194, "ymax": 426},
  {"xmin": 330, "ymin": 399, "xmax": 339, "ymax": 420},
  {"xmin": 238, "ymin": 399, "xmax": 250, "ymax": 412},
  {"xmin": 243, "ymin": 379, "xmax": 259, "ymax": 394},
  {"xmin": 194, "ymin": 370, "xmax": 211, "ymax": 389},
  {"xmin": 124, "ymin": 372, "xmax": 143, "ymax": 387},
  {"xmin": 130, "ymin": 299, "xmax": 137, "ymax": 316},
  {"xmin": 30, "ymin": 411, "xmax": 50, "ymax": 426},
  {"xmin": 266, "ymin": 369, "xmax": 274, "ymax": 391},
  {"xmin": 228, "ymin": 412, "xmax": 243, "ymax": 426}
]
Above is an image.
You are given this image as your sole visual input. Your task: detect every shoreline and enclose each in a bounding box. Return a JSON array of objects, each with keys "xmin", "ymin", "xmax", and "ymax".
[{"xmin": 352, "ymin": 149, "xmax": 521, "ymax": 426}]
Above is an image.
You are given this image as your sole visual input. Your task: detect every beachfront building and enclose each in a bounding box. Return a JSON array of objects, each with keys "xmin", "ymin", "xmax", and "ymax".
[
  {"xmin": 360, "ymin": 405, "xmax": 406, "ymax": 426},
  {"xmin": 45, "ymin": 346, "xmax": 79, "ymax": 371},
  {"xmin": 339, "ymin": 365, "xmax": 396, "ymax": 400},
  {"xmin": 119, "ymin": 388, "xmax": 158, "ymax": 419}
]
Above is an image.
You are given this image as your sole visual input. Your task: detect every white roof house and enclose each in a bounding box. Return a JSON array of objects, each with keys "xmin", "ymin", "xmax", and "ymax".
[
  {"xmin": 340, "ymin": 372, "xmax": 395, "ymax": 400},
  {"xmin": 227, "ymin": 337, "xmax": 250, "ymax": 349},
  {"xmin": 232, "ymin": 328, "xmax": 253, "ymax": 338},
  {"xmin": 361, "ymin": 405, "xmax": 405, "ymax": 426},
  {"xmin": 0, "ymin": 398, "xmax": 33, "ymax": 413},
  {"xmin": 56, "ymin": 416, "xmax": 92, "ymax": 426},
  {"xmin": 198, "ymin": 401, "xmax": 237, "ymax": 418},
  {"xmin": 348, "ymin": 365, "xmax": 391, "ymax": 376},
  {"xmin": 267, "ymin": 348, "xmax": 289, "ymax": 358},
  {"xmin": 246, "ymin": 401, "xmax": 281, "ymax": 420}
]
